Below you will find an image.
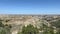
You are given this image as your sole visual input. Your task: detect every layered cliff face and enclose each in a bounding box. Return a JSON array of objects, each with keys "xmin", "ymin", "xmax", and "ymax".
[{"xmin": 0, "ymin": 15, "xmax": 60, "ymax": 34}]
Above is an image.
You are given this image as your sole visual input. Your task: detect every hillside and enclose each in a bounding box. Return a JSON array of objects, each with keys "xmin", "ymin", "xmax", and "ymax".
[{"xmin": 0, "ymin": 15, "xmax": 60, "ymax": 34}]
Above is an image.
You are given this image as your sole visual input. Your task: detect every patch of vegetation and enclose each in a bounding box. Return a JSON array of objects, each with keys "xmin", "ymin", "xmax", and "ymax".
[
  {"xmin": 18, "ymin": 24, "xmax": 39, "ymax": 34},
  {"xmin": 51, "ymin": 20, "xmax": 60, "ymax": 28},
  {"xmin": 0, "ymin": 19, "xmax": 11, "ymax": 34}
]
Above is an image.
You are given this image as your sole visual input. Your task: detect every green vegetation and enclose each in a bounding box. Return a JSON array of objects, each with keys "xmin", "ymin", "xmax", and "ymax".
[
  {"xmin": 0, "ymin": 21, "xmax": 4, "ymax": 27},
  {"xmin": 18, "ymin": 24, "xmax": 39, "ymax": 34},
  {"xmin": 17, "ymin": 23, "xmax": 55, "ymax": 34},
  {"xmin": 0, "ymin": 19, "xmax": 60, "ymax": 34},
  {"xmin": 40, "ymin": 23, "xmax": 54, "ymax": 34},
  {"xmin": 0, "ymin": 19, "xmax": 11, "ymax": 34},
  {"xmin": 0, "ymin": 27, "xmax": 11, "ymax": 34},
  {"xmin": 0, "ymin": 28, "xmax": 6, "ymax": 34},
  {"xmin": 51, "ymin": 20, "xmax": 60, "ymax": 28},
  {"xmin": 51, "ymin": 20, "xmax": 60, "ymax": 34}
]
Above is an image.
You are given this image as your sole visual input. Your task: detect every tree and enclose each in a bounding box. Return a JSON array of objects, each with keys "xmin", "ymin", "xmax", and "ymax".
[
  {"xmin": 51, "ymin": 20, "xmax": 60, "ymax": 34},
  {"xmin": 17, "ymin": 31, "xmax": 22, "ymax": 34},
  {"xmin": 51, "ymin": 20, "xmax": 60, "ymax": 28},
  {"xmin": 18, "ymin": 24, "xmax": 39, "ymax": 34},
  {"xmin": 42, "ymin": 23, "xmax": 48, "ymax": 34},
  {"xmin": 48, "ymin": 27, "xmax": 54, "ymax": 34},
  {"xmin": 42, "ymin": 23, "xmax": 54, "ymax": 34},
  {"xmin": 0, "ymin": 27, "xmax": 11, "ymax": 34},
  {"xmin": 56, "ymin": 28, "xmax": 60, "ymax": 34},
  {"xmin": 0, "ymin": 21, "xmax": 4, "ymax": 27},
  {"xmin": 0, "ymin": 28, "xmax": 7, "ymax": 34},
  {"xmin": 0, "ymin": 19, "xmax": 11, "ymax": 34}
]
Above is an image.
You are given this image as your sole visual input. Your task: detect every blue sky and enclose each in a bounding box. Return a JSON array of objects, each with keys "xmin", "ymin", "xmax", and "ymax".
[{"xmin": 0, "ymin": 0, "xmax": 60, "ymax": 14}]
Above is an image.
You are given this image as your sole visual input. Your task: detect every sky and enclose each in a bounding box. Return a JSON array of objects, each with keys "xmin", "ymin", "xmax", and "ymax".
[{"xmin": 0, "ymin": 0, "xmax": 60, "ymax": 14}]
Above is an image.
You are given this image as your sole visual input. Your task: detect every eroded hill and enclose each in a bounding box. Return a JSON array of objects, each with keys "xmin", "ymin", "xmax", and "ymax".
[{"xmin": 0, "ymin": 15, "xmax": 60, "ymax": 34}]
